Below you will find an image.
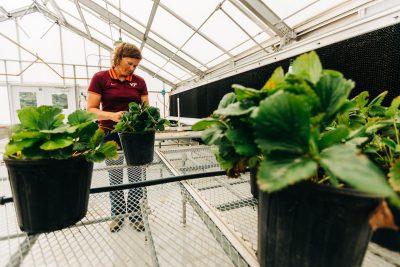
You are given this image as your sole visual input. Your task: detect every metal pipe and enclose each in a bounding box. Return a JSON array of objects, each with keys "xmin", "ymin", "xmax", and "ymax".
[{"xmin": 0, "ymin": 170, "xmax": 229, "ymax": 204}]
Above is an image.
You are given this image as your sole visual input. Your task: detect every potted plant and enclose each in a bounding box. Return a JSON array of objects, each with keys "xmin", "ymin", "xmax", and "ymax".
[
  {"xmin": 191, "ymin": 86, "xmax": 264, "ymax": 198},
  {"xmin": 193, "ymin": 51, "xmax": 399, "ymax": 267},
  {"xmin": 337, "ymin": 91, "xmax": 400, "ymax": 251},
  {"xmin": 112, "ymin": 102, "xmax": 169, "ymax": 165},
  {"xmin": 3, "ymin": 105, "xmax": 119, "ymax": 234}
]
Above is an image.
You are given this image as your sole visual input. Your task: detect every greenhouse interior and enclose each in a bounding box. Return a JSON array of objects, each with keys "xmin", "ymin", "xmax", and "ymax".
[{"xmin": 1, "ymin": 0, "xmax": 400, "ymax": 266}]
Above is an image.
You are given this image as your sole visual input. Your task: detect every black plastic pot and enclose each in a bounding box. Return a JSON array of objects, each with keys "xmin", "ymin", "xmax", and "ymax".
[
  {"xmin": 371, "ymin": 202, "xmax": 400, "ymax": 251},
  {"xmin": 119, "ymin": 131, "xmax": 155, "ymax": 166},
  {"xmin": 4, "ymin": 156, "xmax": 93, "ymax": 234},
  {"xmin": 258, "ymin": 181, "xmax": 380, "ymax": 267},
  {"xmin": 249, "ymin": 168, "xmax": 258, "ymax": 200}
]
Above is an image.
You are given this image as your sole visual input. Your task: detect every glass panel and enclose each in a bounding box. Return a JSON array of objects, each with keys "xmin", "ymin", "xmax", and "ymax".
[
  {"xmin": 52, "ymin": 93, "xmax": 68, "ymax": 109},
  {"xmin": 162, "ymin": 62, "xmax": 190, "ymax": 79},
  {"xmin": 0, "ymin": 20, "xmax": 19, "ymax": 60},
  {"xmin": 0, "ymin": 86, "xmax": 11, "ymax": 124},
  {"xmin": 206, "ymin": 54, "xmax": 230, "ymax": 68},
  {"xmin": 160, "ymin": 0, "xmax": 221, "ymax": 29},
  {"xmin": 181, "ymin": 34, "xmax": 222, "ymax": 67},
  {"xmin": 142, "ymin": 47, "xmax": 168, "ymax": 68},
  {"xmin": 200, "ymin": 9, "xmax": 248, "ymax": 51},
  {"xmin": 19, "ymin": 92, "xmax": 37, "ymax": 108},
  {"xmin": 61, "ymin": 9, "xmax": 88, "ymax": 35},
  {"xmin": 18, "ymin": 13, "xmax": 61, "ymax": 62},
  {"xmin": 151, "ymin": 8, "xmax": 194, "ymax": 48},
  {"xmin": 0, "ymin": 0, "xmax": 32, "ymax": 10},
  {"xmin": 285, "ymin": 0, "xmax": 348, "ymax": 27}
]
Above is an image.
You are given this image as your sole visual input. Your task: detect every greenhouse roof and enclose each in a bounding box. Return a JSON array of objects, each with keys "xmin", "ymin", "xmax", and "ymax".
[{"xmin": 0, "ymin": 0, "xmax": 399, "ymax": 91}]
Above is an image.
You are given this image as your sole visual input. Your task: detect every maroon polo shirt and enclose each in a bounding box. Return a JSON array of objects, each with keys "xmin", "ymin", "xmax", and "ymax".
[{"xmin": 88, "ymin": 68, "xmax": 148, "ymax": 132}]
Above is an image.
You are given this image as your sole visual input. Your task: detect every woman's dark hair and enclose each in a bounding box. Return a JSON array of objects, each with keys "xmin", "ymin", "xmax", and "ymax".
[{"xmin": 112, "ymin": 42, "xmax": 142, "ymax": 66}]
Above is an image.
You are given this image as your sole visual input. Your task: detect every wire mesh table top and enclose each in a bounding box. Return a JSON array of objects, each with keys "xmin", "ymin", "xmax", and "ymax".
[{"xmin": 1, "ymin": 145, "xmax": 399, "ymax": 267}]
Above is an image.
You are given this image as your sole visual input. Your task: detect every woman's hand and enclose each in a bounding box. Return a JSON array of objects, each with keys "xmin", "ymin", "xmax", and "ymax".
[{"xmin": 109, "ymin": 111, "xmax": 125, "ymax": 122}]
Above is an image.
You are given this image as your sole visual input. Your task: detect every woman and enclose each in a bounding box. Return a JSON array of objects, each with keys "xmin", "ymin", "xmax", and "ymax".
[{"xmin": 87, "ymin": 42, "xmax": 148, "ymax": 233}]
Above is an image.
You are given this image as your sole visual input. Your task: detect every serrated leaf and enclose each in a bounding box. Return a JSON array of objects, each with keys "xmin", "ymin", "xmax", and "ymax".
[
  {"xmin": 68, "ymin": 110, "xmax": 96, "ymax": 125},
  {"xmin": 40, "ymin": 136, "xmax": 73, "ymax": 150},
  {"xmin": 314, "ymin": 70, "xmax": 354, "ymax": 127},
  {"xmin": 36, "ymin": 105, "xmax": 63, "ymax": 130},
  {"xmin": 381, "ymin": 138, "xmax": 397, "ymax": 151},
  {"xmin": 4, "ymin": 139, "xmax": 39, "ymax": 156},
  {"xmin": 385, "ymin": 96, "xmax": 400, "ymax": 118},
  {"xmin": 320, "ymin": 144, "xmax": 393, "ymax": 197},
  {"xmin": 17, "ymin": 107, "xmax": 40, "ymax": 130},
  {"xmin": 258, "ymin": 157, "xmax": 318, "ymax": 192},
  {"xmin": 318, "ymin": 126, "xmax": 349, "ymax": 150},
  {"xmin": 10, "ymin": 131, "xmax": 43, "ymax": 141},
  {"xmin": 90, "ymin": 128, "xmax": 105, "ymax": 148},
  {"xmin": 253, "ymin": 92, "xmax": 310, "ymax": 154},
  {"xmin": 368, "ymin": 91, "xmax": 387, "ymax": 107},
  {"xmin": 201, "ymin": 126, "xmax": 223, "ymax": 145},
  {"xmin": 217, "ymin": 92, "xmax": 236, "ymax": 109},
  {"xmin": 40, "ymin": 124, "xmax": 77, "ymax": 134},
  {"xmin": 261, "ymin": 67, "xmax": 284, "ymax": 91},
  {"xmin": 214, "ymin": 102, "xmax": 255, "ymax": 117},
  {"xmin": 95, "ymin": 141, "xmax": 119, "ymax": 160},
  {"xmin": 291, "ymin": 51, "xmax": 322, "ymax": 84},
  {"xmin": 352, "ymin": 91, "xmax": 369, "ymax": 109},
  {"xmin": 192, "ymin": 118, "xmax": 225, "ymax": 131},
  {"xmin": 389, "ymin": 159, "xmax": 400, "ymax": 192},
  {"xmin": 233, "ymin": 85, "xmax": 261, "ymax": 101},
  {"xmin": 226, "ymin": 127, "xmax": 259, "ymax": 157}
]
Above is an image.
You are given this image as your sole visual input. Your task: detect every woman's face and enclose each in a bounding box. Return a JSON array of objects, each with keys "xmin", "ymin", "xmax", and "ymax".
[{"xmin": 116, "ymin": 57, "xmax": 141, "ymax": 76}]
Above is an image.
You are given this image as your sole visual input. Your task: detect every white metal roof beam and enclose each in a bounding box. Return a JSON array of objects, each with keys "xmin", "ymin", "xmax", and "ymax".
[
  {"xmin": 73, "ymin": 0, "xmax": 91, "ymax": 39},
  {"xmin": 228, "ymin": 0, "xmax": 275, "ymax": 37},
  {"xmin": 48, "ymin": 0, "xmax": 66, "ymax": 24},
  {"xmin": 0, "ymin": 5, "xmax": 36, "ymax": 22},
  {"xmin": 158, "ymin": 1, "xmax": 233, "ymax": 57},
  {"xmin": 77, "ymin": 0, "xmax": 203, "ymax": 76},
  {"xmin": 237, "ymin": 0, "xmax": 294, "ymax": 38},
  {"xmin": 141, "ymin": 0, "xmax": 160, "ymax": 51}
]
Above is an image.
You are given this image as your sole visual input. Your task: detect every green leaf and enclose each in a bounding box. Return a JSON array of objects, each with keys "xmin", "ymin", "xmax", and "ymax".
[
  {"xmin": 90, "ymin": 128, "xmax": 106, "ymax": 148},
  {"xmin": 389, "ymin": 159, "xmax": 400, "ymax": 192},
  {"xmin": 4, "ymin": 139, "xmax": 39, "ymax": 156},
  {"xmin": 261, "ymin": 67, "xmax": 285, "ymax": 91},
  {"xmin": 40, "ymin": 124, "xmax": 77, "ymax": 134},
  {"xmin": 320, "ymin": 144, "xmax": 393, "ymax": 197},
  {"xmin": 314, "ymin": 70, "xmax": 354, "ymax": 127},
  {"xmin": 17, "ymin": 107, "xmax": 40, "ymax": 130},
  {"xmin": 368, "ymin": 91, "xmax": 387, "ymax": 107},
  {"xmin": 201, "ymin": 126, "xmax": 223, "ymax": 145},
  {"xmin": 10, "ymin": 131, "xmax": 43, "ymax": 141},
  {"xmin": 214, "ymin": 102, "xmax": 255, "ymax": 117},
  {"xmin": 318, "ymin": 126, "xmax": 349, "ymax": 150},
  {"xmin": 381, "ymin": 138, "xmax": 397, "ymax": 151},
  {"xmin": 291, "ymin": 51, "xmax": 322, "ymax": 84},
  {"xmin": 217, "ymin": 92, "xmax": 236, "ymax": 109},
  {"xmin": 36, "ymin": 105, "xmax": 63, "ymax": 130},
  {"xmin": 93, "ymin": 141, "xmax": 119, "ymax": 161},
  {"xmin": 253, "ymin": 92, "xmax": 310, "ymax": 154},
  {"xmin": 40, "ymin": 136, "xmax": 73, "ymax": 150},
  {"xmin": 226, "ymin": 127, "xmax": 259, "ymax": 157},
  {"xmin": 68, "ymin": 110, "xmax": 97, "ymax": 125},
  {"xmin": 192, "ymin": 118, "xmax": 225, "ymax": 131},
  {"xmin": 233, "ymin": 85, "xmax": 261, "ymax": 101},
  {"xmin": 385, "ymin": 96, "xmax": 400, "ymax": 118},
  {"xmin": 352, "ymin": 91, "xmax": 369, "ymax": 109},
  {"xmin": 258, "ymin": 157, "xmax": 318, "ymax": 192}
]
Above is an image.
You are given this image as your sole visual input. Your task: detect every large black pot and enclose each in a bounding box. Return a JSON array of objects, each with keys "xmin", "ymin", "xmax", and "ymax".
[
  {"xmin": 4, "ymin": 156, "xmax": 93, "ymax": 234},
  {"xmin": 258, "ymin": 181, "xmax": 381, "ymax": 267},
  {"xmin": 119, "ymin": 131, "xmax": 155, "ymax": 166}
]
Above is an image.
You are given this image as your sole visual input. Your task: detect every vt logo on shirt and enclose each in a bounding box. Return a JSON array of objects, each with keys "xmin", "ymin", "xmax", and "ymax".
[{"xmin": 130, "ymin": 82, "xmax": 137, "ymax": 87}]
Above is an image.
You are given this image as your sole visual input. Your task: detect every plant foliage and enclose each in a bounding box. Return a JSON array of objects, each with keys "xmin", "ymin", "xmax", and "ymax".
[
  {"xmin": 193, "ymin": 51, "xmax": 399, "ymax": 203},
  {"xmin": 112, "ymin": 102, "xmax": 170, "ymax": 133},
  {"xmin": 4, "ymin": 106, "xmax": 119, "ymax": 162}
]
